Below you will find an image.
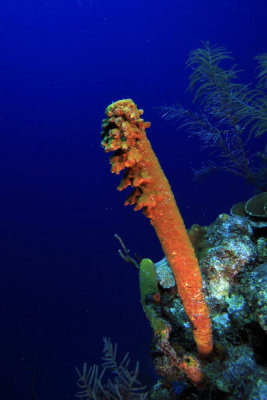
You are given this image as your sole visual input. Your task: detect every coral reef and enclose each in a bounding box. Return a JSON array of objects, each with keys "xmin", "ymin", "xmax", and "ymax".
[
  {"xmin": 101, "ymin": 99, "xmax": 267, "ymax": 399},
  {"xmin": 114, "ymin": 208, "xmax": 267, "ymax": 398},
  {"xmin": 146, "ymin": 212, "xmax": 267, "ymax": 399},
  {"xmin": 101, "ymin": 99, "xmax": 212, "ymax": 358}
]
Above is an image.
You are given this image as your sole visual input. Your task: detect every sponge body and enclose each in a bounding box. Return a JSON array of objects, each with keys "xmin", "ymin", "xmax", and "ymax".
[{"xmin": 101, "ymin": 99, "xmax": 213, "ymax": 356}]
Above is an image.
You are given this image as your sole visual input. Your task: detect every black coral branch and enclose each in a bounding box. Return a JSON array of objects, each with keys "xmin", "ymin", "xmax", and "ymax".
[{"xmin": 161, "ymin": 42, "xmax": 267, "ymax": 191}]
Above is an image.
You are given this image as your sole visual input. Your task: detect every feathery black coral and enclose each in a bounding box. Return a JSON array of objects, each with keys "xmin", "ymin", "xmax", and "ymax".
[
  {"xmin": 161, "ymin": 42, "xmax": 267, "ymax": 191},
  {"xmin": 75, "ymin": 338, "xmax": 149, "ymax": 400}
]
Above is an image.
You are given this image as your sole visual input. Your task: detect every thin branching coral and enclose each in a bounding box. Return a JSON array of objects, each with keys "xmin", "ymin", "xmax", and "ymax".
[
  {"xmin": 256, "ymin": 53, "xmax": 267, "ymax": 89},
  {"xmin": 76, "ymin": 337, "xmax": 148, "ymax": 400},
  {"xmin": 234, "ymin": 53, "xmax": 267, "ymax": 140},
  {"xmin": 161, "ymin": 42, "xmax": 267, "ymax": 191}
]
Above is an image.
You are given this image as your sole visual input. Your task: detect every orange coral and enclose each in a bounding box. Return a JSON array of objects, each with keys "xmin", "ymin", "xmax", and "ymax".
[{"xmin": 101, "ymin": 99, "xmax": 213, "ymax": 356}]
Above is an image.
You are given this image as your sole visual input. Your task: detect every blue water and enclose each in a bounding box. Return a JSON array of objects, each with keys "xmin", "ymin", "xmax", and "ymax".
[{"xmin": 0, "ymin": 1, "xmax": 266, "ymax": 398}]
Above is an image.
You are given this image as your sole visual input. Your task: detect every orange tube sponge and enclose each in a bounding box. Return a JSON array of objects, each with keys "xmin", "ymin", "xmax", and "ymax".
[{"xmin": 101, "ymin": 99, "xmax": 213, "ymax": 356}]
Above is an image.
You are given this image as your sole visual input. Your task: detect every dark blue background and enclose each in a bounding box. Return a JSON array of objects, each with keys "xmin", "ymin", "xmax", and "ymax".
[{"xmin": 0, "ymin": 1, "xmax": 266, "ymax": 398}]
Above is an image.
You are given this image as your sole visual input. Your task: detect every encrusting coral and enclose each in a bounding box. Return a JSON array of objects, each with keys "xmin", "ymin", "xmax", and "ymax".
[
  {"xmin": 231, "ymin": 192, "xmax": 267, "ymax": 229},
  {"xmin": 101, "ymin": 99, "xmax": 213, "ymax": 362}
]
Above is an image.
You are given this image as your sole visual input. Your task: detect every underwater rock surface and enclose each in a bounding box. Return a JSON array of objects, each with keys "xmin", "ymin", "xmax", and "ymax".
[{"xmin": 148, "ymin": 213, "xmax": 267, "ymax": 399}]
